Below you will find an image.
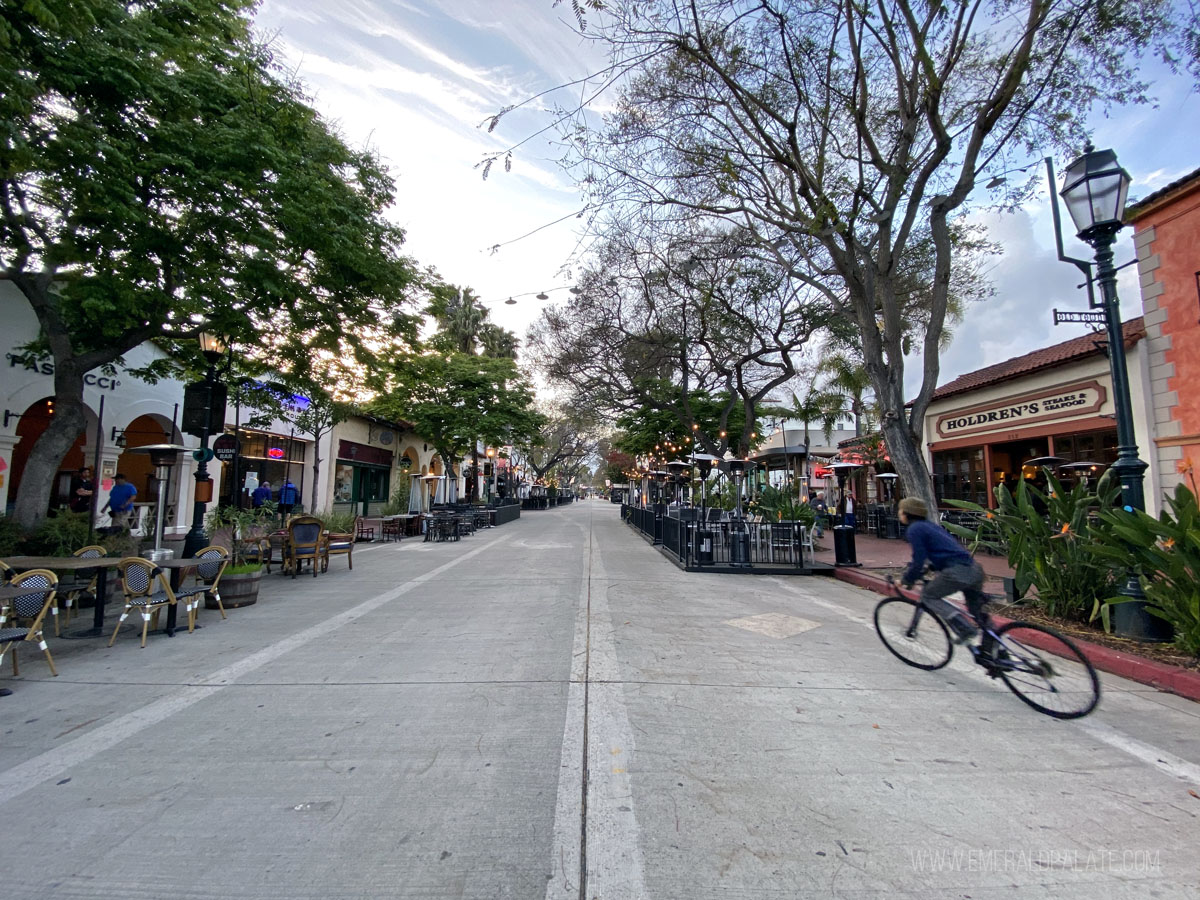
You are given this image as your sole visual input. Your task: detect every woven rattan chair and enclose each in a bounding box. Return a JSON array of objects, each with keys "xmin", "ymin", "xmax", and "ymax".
[
  {"xmin": 53, "ymin": 545, "xmax": 106, "ymax": 636},
  {"xmin": 1, "ymin": 569, "xmax": 60, "ymax": 677},
  {"xmin": 285, "ymin": 516, "xmax": 324, "ymax": 578},
  {"xmin": 173, "ymin": 546, "xmax": 230, "ymax": 631},
  {"xmin": 108, "ymin": 557, "xmax": 177, "ymax": 648}
]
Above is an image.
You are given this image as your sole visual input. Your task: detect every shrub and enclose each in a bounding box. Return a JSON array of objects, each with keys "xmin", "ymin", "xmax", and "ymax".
[
  {"xmin": 321, "ymin": 511, "xmax": 357, "ymax": 535},
  {"xmin": 1088, "ymin": 473, "xmax": 1200, "ymax": 656},
  {"xmin": 0, "ymin": 517, "xmax": 24, "ymax": 556},
  {"xmin": 945, "ymin": 470, "xmax": 1120, "ymax": 623},
  {"xmin": 19, "ymin": 511, "xmax": 94, "ymax": 556}
]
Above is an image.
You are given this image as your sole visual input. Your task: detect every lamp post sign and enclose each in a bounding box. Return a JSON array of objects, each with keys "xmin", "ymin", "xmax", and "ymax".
[{"xmin": 1053, "ymin": 309, "xmax": 1106, "ymax": 325}]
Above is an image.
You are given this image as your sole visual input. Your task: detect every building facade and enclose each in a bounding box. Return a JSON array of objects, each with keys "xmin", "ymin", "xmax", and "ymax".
[
  {"xmin": 1127, "ymin": 167, "xmax": 1200, "ymax": 496},
  {"xmin": 920, "ymin": 318, "xmax": 1161, "ymax": 515}
]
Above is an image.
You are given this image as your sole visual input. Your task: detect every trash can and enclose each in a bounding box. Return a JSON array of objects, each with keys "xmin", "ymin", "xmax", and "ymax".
[
  {"xmin": 694, "ymin": 529, "xmax": 714, "ymax": 565},
  {"xmin": 833, "ymin": 525, "xmax": 859, "ymax": 567},
  {"xmin": 728, "ymin": 522, "xmax": 751, "ymax": 567}
]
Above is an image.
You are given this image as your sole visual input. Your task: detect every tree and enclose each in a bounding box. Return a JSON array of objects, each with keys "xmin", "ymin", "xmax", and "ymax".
[
  {"xmin": 371, "ymin": 352, "xmax": 544, "ymax": 493},
  {"xmin": 529, "ymin": 225, "xmax": 830, "ymax": 457},
  {"xmin": 523, "ymin": 406, "xmax": 600, "ymax": 482},
  {"xmin": 290, "ymin": 390, "xmax": 353, "ymax": 512},
  {"xmin": 0, "ymin": 0, "xmax": 415, "ymax": 527},
  {"xmin": 544, "ymin": 0, "xmax": 1179, "ymax": 510}
]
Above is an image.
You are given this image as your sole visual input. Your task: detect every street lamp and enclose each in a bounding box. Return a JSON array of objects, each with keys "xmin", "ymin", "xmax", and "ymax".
[
  {"xmin": 486, "ymin": 447, "xmax": 496, "ymax": 502},
  {"xmin": 1054, "ymin": 145, "xmax": 1166, "ymax": 641},
  {"xmin": 181, "ymin": 332, "xmax": 227, "ymax": 558}
]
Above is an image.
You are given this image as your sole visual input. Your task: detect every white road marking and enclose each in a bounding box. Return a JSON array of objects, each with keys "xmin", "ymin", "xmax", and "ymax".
[
  {"xmin": 725, "ymin": 612, "xmax": 821, "ymax": 639},
  {"xmin": 0, "ymin": 532, "xmax": 511, "ymax": 806}
]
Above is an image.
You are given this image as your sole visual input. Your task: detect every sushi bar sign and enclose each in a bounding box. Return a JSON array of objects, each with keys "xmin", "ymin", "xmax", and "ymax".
[{"xmin": 935, "ymin": 380, "xmax": 1106, "ymax": 439}]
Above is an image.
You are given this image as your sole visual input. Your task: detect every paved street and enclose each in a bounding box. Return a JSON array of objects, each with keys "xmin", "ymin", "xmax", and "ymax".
[{"xmin": 2, "ymin": 501, "xmax": 1198, "ymax": 899}]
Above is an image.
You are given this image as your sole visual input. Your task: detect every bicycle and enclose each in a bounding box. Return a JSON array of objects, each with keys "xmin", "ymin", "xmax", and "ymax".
[{"xmin": 873, "ymin": 576, "xmax": 1101, "ymax": 719}]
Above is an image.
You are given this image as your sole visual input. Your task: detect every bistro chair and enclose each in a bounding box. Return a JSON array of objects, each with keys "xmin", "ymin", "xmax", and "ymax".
[
  {"xmin": 54, "ymin": 544, "xmax": 106, "ymax": 636},
  {"xmin": 108, "ymin": 557, "xmax": 177, "ymax": 649},
  {"xmin": 173, "ymin": 546, "xmax": 230, "ymax": 631},
  {"xmin": 0, "ymin": 569, "xmax": 60, "ymax": 678},
  {"xmin": 322, "ymin": 528, "xmax": 354, "ymax": 572},
  {"xmin": 380, "ymin": 517, "xmax": 401, "ymax": 543},
  {"xmin": 285, "ymin": 516, "xmax": 324, "ymax": 578},
  {"xmin": 355, "ymin": 517, "xmax": 377, "ymax": 542}
]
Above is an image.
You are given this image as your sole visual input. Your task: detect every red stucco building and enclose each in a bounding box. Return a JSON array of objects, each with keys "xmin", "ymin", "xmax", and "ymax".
[{"xmin": 1127, "ymin": 167, "xmax": 1200, "ymax": 498}]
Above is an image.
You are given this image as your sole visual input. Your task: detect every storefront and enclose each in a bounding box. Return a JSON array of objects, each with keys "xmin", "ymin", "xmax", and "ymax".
[
  {"xmin": 216, "ymin": 429, "xmax": 309, "ymax": 508},
  {"xmin": 922, "ymin": 317, "xmax": 1160, "ymax": 515}
]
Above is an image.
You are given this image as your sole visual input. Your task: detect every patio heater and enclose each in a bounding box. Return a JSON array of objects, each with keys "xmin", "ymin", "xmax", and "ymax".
[
  {"xmin": 667, "ymin": 459, "xmax": 691, "ymax": 509},
  {"xmin": 726, "ymin": 458, "xmax": 752, "ymax": 567},
  {"xmin": 693, "ymin": 453, "xmax": 719, "ymax": 515},
  {"xmin": 875, "ymin": 472, "xmax": 900, "ymax": 538},
  {"xmin": 128, "ymin": 444, "xmax": 188, "ymax": 562},
  {"xmin": 828, "ymin": 461, "xmax": 862, "ymax": 567}
]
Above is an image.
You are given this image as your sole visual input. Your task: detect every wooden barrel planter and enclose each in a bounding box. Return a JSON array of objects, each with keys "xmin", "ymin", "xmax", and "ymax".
[{"xmin": 208, "ymin": 569, "xmax": 262, "ymax": 609}]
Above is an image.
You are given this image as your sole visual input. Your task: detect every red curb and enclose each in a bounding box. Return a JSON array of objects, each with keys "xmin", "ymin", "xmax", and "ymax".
[{"xmin": 833, "ymin": 567, "xmax": 1200, "ymax": 703}]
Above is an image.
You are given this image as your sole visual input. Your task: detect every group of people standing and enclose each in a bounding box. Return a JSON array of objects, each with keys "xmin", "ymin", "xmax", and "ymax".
[{"xmin": 65, "ymin": 467, "xmax": 301, "ymax": 531}]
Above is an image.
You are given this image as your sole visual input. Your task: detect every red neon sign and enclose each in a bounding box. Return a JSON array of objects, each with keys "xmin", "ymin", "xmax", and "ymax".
[{"xmin": 267, "ymin": 447, "xmax": 285, "ymax": 459}]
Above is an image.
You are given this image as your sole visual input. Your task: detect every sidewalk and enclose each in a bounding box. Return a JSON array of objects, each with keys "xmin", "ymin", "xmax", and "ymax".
[{"xmin": 811, "ymin": 530, "xmax": 1014, "ymax": 594}]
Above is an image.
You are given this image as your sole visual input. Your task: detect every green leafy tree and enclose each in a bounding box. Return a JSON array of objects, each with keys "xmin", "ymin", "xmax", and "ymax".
[
  {"xmin": 532, "ymin": 0, "xmax": 1182, "ymax": 512},
  {"xmin": 371, "ymin": 353, "xmax": 544, "ymax": 493},
  {"xmin": 0, "ymin": 0, "xmax": 415, "ymax": 527}
]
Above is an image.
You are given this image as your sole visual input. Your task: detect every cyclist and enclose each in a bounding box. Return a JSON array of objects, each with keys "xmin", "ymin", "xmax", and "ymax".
[{"xmin": 897, "ymin": 496, "xmax": 986, "ymax": 643}]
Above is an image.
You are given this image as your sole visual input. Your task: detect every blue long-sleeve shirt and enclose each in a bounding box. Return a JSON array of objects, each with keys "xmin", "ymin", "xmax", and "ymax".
[{"xmin": 903, "ymin": 518, "xmax": 973, "ymax": 584}]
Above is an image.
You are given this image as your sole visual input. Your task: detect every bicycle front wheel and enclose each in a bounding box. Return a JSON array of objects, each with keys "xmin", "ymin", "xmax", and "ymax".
[
  {"xmin": 874, "ymin": 598, "xmax": 953, "ymax": 670},
  {"xmin": 993, "ymin": 622, "xmax": 1100, "ymax": 719}
]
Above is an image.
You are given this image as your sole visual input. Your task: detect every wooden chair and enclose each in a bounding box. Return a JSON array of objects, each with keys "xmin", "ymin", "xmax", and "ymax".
[
  {"xmin": 355, "ymin": 517, "xmax": 377, "ymax": 542},
  {"xmin": 322, "ymin": 530, "xmax": 354, "ymax": 572},
  {"xmin": 0, "ymin": 569, "xmax": 59, "ymax": 677},
  {"xmin": 54, "ymin": 544, "xmax": 106, "ymax": 636},
  {"xmin": 380, "ymin": 517, "xmax": 400, "ymax": 543},
  {"xmin": 285, "ymin": 516, "xmax": 324, "ymax": 578},
  {"xmin": 108, "ymin": 557, "xmax": 177, "ymax": 648},
  {"xmin": 173, "ymin": 546, "xmax": 230, "ymax": 631}
]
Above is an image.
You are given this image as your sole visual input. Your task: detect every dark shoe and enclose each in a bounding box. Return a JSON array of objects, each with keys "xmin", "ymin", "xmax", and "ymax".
[{"xmin": 0, "ymin": 688, "xmax": 12, "ymax": 697}]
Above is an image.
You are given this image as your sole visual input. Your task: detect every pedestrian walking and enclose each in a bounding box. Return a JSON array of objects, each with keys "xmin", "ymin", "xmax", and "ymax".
[
  {"xmin": 278, "ymin": 480, "xmax": 299, "ymax": 517},
  {"xmin": 812, "ymin": 491, "xmax": 827, "ymax": 537},
  {"xmin": 102, "ymin": 473, "xmax": 137, "ymax": 532},
  {"xmin": 251, "ymin": 480, "xmax": 272, "ymax": 508}
]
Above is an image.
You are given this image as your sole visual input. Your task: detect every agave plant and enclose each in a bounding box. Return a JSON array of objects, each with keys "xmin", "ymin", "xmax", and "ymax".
[
  {"xmin": 1088, "ymin": 472, "xmax": 1200, "ymax": 656},
  {"xmin": 944, "ymin": 469, "xmax": 1120, "ymax": 623}
]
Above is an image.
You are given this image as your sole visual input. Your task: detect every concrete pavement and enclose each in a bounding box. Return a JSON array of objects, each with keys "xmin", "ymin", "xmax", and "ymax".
[{"xmin": 1, "ymin": 502, "xmax": 1197, "ymax": 898}]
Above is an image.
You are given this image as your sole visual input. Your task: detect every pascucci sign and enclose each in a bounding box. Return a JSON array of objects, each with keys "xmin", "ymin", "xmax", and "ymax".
[{"xmin": 935, "ymin": 380, "xmax": 1105, "ymax": 439}]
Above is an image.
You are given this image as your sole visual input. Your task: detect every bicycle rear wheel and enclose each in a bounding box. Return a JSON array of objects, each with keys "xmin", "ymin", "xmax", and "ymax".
[
  {"xmin": 992, "ymin": 622, "xmax": 1100, "ymax": 719},
  {"xmin": 874, "ymin": 598, "xmax": 953, "ymax": 670}
]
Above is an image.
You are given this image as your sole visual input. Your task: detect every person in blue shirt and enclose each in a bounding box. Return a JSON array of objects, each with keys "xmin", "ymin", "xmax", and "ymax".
[
  {"xmin": 251, "ymin": 480, "xmax": 272, "ymax": 508},
  {"xmin": 102, "ymin": 473, "xmax": 138, "ymax": 532},
  {"xmin": 898, "ymin": 496, "xmax": 985, "ymax": 643}
]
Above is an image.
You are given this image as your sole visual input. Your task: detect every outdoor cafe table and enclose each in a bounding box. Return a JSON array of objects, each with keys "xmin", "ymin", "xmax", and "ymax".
[{"xmin": 1, "ymin": 555, "xmax": 122, "ymax": 636}]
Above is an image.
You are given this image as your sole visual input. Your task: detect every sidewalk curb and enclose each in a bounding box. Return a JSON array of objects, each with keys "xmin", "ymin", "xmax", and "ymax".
[{"xmin": 833, "ymin": 567, "xmax": 1200, "ymax": 703}]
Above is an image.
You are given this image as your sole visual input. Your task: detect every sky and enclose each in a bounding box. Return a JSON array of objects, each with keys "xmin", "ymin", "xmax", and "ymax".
[{"xmin": 253, "ymin": 1, "xmax": 1199, "ymax": 399}]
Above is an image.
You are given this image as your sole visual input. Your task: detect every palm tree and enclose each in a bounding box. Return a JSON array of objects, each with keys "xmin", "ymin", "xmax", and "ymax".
[
  {"xmin": 478, "ymin": 323, "xmax": 519, "ymax": 359},
  {"xmin": 817, "ymin": 354, "xmax": 874, "ymax": 437}
]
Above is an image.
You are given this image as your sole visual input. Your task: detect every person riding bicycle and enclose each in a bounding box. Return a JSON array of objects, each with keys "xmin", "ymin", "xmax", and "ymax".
[{"xmin": 897, "ymin": 496, "xmax": 986, "ymax": 644}]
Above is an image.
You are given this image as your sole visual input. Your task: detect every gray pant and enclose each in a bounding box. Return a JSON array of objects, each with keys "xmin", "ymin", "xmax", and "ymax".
[{"xmin": 921, "ymin": 561, "xmax": 986, "ymax": 634}]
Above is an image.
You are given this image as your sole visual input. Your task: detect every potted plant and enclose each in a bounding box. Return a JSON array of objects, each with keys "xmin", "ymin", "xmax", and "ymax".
[{"xmin": 203, "ymin": 502, "xmax": 277, "ymax": 608}]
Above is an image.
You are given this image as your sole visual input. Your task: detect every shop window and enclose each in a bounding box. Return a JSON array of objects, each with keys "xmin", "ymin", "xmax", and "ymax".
[{"xmin": 933, "ymin": 447, "xmax": 986, "ymax": 505}]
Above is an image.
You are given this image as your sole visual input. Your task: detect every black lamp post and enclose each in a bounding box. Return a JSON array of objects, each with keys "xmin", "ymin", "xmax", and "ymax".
[
  {"xmin": 1055, "ymin": 145, "xmax": 1167, "ymax": 641},
  {"xmin": 181, "ymin": 333, "xmax": 227, "ymax": 559}
]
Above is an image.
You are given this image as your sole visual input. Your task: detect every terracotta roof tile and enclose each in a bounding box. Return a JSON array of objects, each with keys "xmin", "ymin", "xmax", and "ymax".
[{"xmin": 930, "ymin": 317, "xmax": 1144, "ymax": 402}]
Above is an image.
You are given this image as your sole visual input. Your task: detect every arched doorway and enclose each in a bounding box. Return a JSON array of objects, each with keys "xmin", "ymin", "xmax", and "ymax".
[
  {"xmin": 114, "ymin": 414, "xmax": 173, "ymax": 519},
  {"xmin": 6, "ymin": 397, "xmax": 98, "ymax": 511}
]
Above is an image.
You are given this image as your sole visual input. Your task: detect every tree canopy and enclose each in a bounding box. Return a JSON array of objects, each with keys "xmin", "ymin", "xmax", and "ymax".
[{"xmin": 1, "ymin": 0, "xmax": 416, "ymax": 525}]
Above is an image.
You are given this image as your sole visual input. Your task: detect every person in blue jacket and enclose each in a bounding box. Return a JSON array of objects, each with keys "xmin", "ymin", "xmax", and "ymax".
[
  {"xmin": 278, "ymin": 480, "xmax": 299, "ymax": 517},
  {"xmin": 898, "ymin": 496, "xmax": 985, "ymax": 643}
]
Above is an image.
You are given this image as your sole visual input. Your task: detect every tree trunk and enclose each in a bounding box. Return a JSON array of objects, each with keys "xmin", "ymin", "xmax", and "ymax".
[
  {"xmin": 311, "ymin": 437, "xmax": 322, "ymax": 516},
  {"xmin": 12, "ymin": 366, "xmax": 89, "ymax": 529},
  {"xmin": 879, "ymin": 416, "xmax": 937, "ymax": 515}
]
